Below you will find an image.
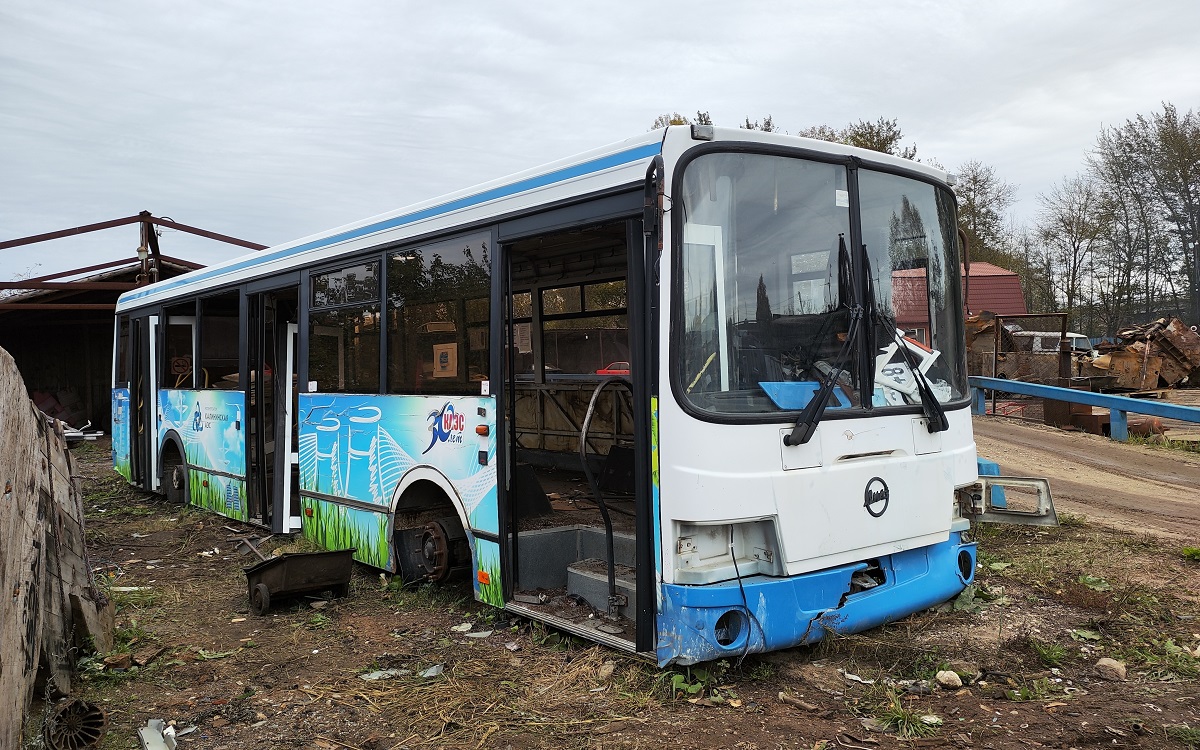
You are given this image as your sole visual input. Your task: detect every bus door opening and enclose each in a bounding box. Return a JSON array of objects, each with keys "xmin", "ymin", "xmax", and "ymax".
[
  {"xmin": 500, "ymin": 217, "xmax": 650, "ymax": 653},
  {"xmin": 129, "ymin": 315, "xmax": 157, "ymax": 488},
  {"xmin": 248, "ymin": 289, "xmax": 300, "ymax": 532}
]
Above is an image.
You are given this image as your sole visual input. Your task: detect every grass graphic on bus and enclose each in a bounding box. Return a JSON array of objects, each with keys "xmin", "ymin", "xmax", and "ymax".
[
  {"xmin": 297, "ymin": 393, "xmax": 499, "ymax": 574},
  {"xmin": 189, "ymin": 470, "xmax": 248, "ymax": 523},
  {"xmin": 473, "ymin": 539, "xmax": 503, "ymax": 608},
  {"xmin": 300, "ymin": 496, "xmax": 391, "ymax": 570},
  {"xmin": 111, "ymin": 388, "xmax": 132, "ymax": 481}
]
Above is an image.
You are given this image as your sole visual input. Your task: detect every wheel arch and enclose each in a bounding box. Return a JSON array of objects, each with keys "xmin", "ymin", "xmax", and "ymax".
[
  {"xmin": 388, "ymin": 465, "xmax": 472, "ymax": 536},
  {"xmin": 157, "ymin": 430, "xmax": 187, "ymax": 482}
]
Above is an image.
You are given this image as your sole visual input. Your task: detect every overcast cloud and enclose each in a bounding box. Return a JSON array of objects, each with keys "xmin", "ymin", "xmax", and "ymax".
[{"xmin": 2, "ymin": 1, "xmax": 1198, "ymax": 279}]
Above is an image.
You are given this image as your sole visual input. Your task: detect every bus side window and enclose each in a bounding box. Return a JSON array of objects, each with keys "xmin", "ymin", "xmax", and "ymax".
[
  {"xmin": 164, "ymin": 302, "xmax": 196, "ymax": 389},
  {"xmin": 200, "ymin": 292, "xmax": 241, "ymax": 389},
  {"xmin": 115, "ymin": 315, "xmax": 131, "ymax": 386},
  {"xmin": 309, "ymin": 262, "xmax": 381, "ymax": 394},
  {"xmin": 387, "ymin": 232, "xmax": 490, "ymax": 396}
]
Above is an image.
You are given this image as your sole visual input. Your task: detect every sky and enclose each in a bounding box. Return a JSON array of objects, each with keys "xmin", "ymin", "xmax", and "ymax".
[{"xmin": 2, "ymin": 0, "xmax": 1199, "ymax": 280}]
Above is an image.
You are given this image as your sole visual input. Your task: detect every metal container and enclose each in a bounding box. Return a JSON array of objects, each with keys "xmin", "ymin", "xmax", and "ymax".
[{"xmin": 243, "ymin": 548, "xmax": 356, "ymax": 615}]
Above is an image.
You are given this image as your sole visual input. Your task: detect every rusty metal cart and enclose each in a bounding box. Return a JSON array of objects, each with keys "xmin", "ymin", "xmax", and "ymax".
[{"xmin": 243, "ymin": 548, "xmax": 356, "ymax": 615}]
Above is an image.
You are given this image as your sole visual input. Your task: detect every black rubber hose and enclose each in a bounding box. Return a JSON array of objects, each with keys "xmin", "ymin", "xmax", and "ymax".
[{"xmin": 578, "ymin": 376, "xmax": 630, "ymax": 613}]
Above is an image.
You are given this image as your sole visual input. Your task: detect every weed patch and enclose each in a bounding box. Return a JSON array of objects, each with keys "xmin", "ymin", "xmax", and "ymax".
[
  {"xmin": 1119, "ymin": 638, "xmax": 1200, "ymax": 680},
  {"xmin": 865, "ymin": 688, "xmax": 942, "ymax": 738}
]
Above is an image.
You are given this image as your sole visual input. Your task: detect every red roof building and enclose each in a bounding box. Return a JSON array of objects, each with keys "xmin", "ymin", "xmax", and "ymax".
[{"xmin": 891, "ymin": 261, "xmax": 1026, "ymax": 343}]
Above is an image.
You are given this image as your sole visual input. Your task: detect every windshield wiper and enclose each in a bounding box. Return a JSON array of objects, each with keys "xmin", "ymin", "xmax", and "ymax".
[
  {"xmin": 879, "ymin": 316, "xmax": 949, "ymax": 433},
  {"xmin": 860, "ymin": 243, "xmax": 946, "ymax": 433},
  {"xmin": 784, "ymin": 235, "xmax": 860, "ymax": 446}
]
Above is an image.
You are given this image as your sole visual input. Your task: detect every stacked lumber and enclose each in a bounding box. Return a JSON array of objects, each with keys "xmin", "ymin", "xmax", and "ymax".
[{"xmin": 0, "ymin": 346, "xmax": 113, "ymax": 747}]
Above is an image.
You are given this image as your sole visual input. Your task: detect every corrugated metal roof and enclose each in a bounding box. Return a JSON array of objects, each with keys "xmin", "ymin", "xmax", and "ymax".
[
  {"xmin": 891, "ymin": 263, "xmax": 1027, "ymax": 328},
  {"xmin": 966, "ymin": 275, "xmax": 1027, "ymax": 315},
  {"xmin": 892, "ymin": 261, "xmax": 1017, "ymax": 278}
]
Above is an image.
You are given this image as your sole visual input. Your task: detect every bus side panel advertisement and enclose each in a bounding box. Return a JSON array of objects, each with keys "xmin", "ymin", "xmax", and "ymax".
[
  {"xmin": 187, "ymin": 470, "xmax": 248, "ymax": 523},
  {"xmin": 157, "ymin": 389, "xmax": 249, "ymax": 522},
  {"xmin": 297, "ymin": 394, "xmax": 499, "ymax": 569},
  {"xmin": 473, "ymin": 538, "xmax": 504, "ymax": 608},
  {"xmin": 300, "ymin": 496, "xmax": 390, "ymax": 570},
  {"xmin": 112, "ymin": 388, "xmax": 131, "ymax": 481}
]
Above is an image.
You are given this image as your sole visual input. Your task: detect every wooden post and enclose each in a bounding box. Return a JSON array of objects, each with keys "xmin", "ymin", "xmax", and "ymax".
[{"xmin": 0, "ymin": 346, "xmax": 113, "ymax": 747}]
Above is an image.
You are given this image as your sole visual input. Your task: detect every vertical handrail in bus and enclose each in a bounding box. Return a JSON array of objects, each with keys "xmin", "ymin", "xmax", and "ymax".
[{"xmin": 579, "ymin": 376, "xmax": 631, "ymax": 615}]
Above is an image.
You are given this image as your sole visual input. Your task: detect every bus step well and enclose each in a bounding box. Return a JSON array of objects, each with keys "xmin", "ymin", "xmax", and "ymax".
[{"xmin": 567, "ymin": 558, "xmax": 636, "ymax": 621}]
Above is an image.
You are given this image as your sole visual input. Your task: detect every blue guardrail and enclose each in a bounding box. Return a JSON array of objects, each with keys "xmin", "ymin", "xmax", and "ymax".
[{"xmin": 969, "ymin": 376, "xmax": 1200, "ymax": 441}]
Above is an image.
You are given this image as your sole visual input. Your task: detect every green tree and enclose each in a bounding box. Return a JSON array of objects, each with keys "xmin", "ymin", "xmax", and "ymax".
[
  {"xmin": 652, "ymin": 113, "xmax": 919, "ymax": 160},
  {"xmin": 741, "ymin": 115, "xmax": 778, "ymax": 132},
  {"xmin": 794, "ymin": 124, "xmax": 840, "ymax": 143},
  {"xmin": 756, "ymin": 274, "xmax": 772, "ymax": 323},
  {"xmin": 843, "ymin": 118, "xmax": 917, "ymax": 160},
  {"xmin": 795, "ymin": 118, "xmax": 917, "ymax": 159}
]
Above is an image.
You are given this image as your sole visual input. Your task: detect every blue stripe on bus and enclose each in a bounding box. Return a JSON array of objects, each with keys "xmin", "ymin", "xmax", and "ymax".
[{"xmin": 120, "ymin": 141, "xmax": 663, "ymax": 305}]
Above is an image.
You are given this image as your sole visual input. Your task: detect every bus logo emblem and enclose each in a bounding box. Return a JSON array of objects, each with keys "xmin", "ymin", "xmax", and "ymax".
[
  {"xmin": 424, "ymin": 402, "xmax": 466, "ymax": 454},
  {"xmin": 864, "ymin": 477, "xmax": 889, "ymax": 517}
]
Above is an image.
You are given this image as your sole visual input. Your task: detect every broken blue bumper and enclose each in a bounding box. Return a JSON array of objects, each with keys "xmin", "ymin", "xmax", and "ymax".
[{"xmin": 656, "ymin": 531, "xmax": 976, "ymax": 665}]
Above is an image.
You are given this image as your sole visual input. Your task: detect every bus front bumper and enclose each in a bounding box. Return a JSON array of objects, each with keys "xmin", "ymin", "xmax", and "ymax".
[{"xmin": 656, "ymin": 531, "xmax": 976, "ymax": 666}]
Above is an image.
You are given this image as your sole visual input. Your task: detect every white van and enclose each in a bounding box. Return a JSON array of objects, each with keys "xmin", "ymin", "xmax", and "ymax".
[{"xmin": 1009, "ymin": 331, "xmax": 1094, "ymax": 356}]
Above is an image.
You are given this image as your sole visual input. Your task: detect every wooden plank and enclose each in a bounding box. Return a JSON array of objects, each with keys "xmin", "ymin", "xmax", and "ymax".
[
  {"xmin": 0, "ymin": 281, "xmax": 137, "ymax": 291},
  {"xmin": 0, "ymin": 346, "xmax": 113, "ymax": 747}
]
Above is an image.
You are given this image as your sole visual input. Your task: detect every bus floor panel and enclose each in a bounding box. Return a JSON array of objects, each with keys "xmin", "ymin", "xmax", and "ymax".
[{"xmin": 516, "ymin": 466, "xmax": 636, "ymax": 535}]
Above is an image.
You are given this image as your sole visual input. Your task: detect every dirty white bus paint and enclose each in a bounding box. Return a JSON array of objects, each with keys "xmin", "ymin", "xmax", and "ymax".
[{"xmin": 112, "ymin": 126, "xmax": 1041, "ymax": 665}]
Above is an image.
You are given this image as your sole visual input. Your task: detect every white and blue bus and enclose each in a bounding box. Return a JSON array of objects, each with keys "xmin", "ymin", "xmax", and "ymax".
[{"xmin": 112, "ymin": 125, "xmax": 1038, "ymax": 665}]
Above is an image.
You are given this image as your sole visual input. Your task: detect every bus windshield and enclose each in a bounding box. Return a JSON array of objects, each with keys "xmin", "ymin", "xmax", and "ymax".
[{"xmin": 675, "ymin": 151, "xmax": 967, "ymax": 417}]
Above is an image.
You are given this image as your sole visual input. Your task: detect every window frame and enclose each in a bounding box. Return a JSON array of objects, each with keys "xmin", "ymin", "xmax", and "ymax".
[{"xmin": 668, "ymin": 141, "xmax": 971, "ymax": 426}]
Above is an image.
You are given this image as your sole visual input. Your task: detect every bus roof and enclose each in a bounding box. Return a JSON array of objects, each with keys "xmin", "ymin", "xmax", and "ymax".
[{"xmin": 117, "ymin": 126, "xmax": 950, "ymax": 312}]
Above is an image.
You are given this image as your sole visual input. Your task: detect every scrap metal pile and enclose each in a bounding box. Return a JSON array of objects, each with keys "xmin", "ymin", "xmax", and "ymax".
[
  {"xmin": 1095, "ymin": 317, "xmax": 1200, "ymax": 390},
  {"xmin": 967, "ymin": 313, "xmax": 1200, "ymax": 392}
]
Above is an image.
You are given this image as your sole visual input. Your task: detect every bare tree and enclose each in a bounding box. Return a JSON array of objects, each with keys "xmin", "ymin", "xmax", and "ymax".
[
  {"xmin": 650, "ymin": 110, "xmax": 712, "ymax": 130},
  {"xmin": 955, "ymin": 160, "xmax": 1018, "ymax": 268},
  {"xmin": 1087, "ymin": 136, "xmax": 1175, "ymax": 330},
  {"xmin": 1037, "ymin": 175, "xmax": 1103, "ymax": 321},
  {"xmin": 1007, "ymin": 224, "xmax": 1055, "ymax": 315},
  {"xmin": 1092, "ymin": 103, "xmax": 1200, "ymax": 322}
]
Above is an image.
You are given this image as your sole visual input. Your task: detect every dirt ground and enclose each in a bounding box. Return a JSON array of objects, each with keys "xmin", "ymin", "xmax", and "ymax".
[
  {"xmin": 975, "ymin": 416, "xmax": 1200, "ymax": 539},
  {"xmin": 25, "ymin": 420, "xmax": 1200, "ymax": 750}
]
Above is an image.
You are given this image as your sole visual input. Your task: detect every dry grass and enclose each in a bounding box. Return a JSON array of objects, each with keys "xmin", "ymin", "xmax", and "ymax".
[{"xmin": 298, "ymin": 646, "xmax": 658, "ymax": 747}]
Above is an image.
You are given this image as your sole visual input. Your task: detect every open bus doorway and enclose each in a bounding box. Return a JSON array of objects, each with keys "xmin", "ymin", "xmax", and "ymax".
[
  {"xmin": 128, "ymin": 314, "xmax": 157, "ymax": 489},
  {"xmin": 247, "ymin": 288, "xmax": 301, "ymax": 533},
  {"xmin": 500, "ymin": 217, "xmax": 654, "ymax": 654}
]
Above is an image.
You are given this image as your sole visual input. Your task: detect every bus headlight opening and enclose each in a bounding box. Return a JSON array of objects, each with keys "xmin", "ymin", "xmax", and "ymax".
[
  {"xmin": 674, "ymin": 519, "xmax": 785, "ymax": 584},
  {"xmin": 957, "ymin": 548, "xmax": 976, "ymax": 584}
]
